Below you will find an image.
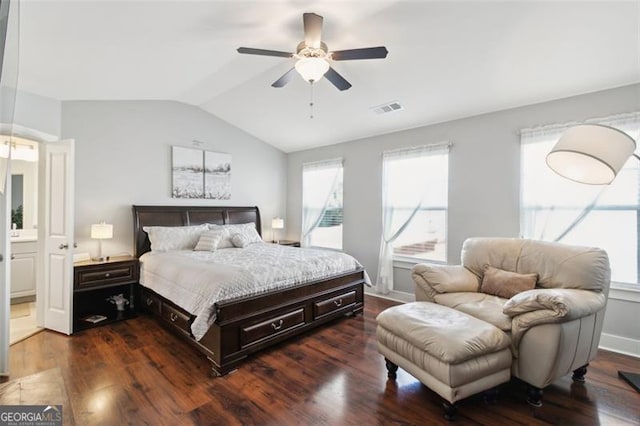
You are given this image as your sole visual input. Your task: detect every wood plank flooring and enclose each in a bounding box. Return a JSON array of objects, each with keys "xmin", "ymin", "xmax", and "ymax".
[{"xmin": 4, "ymin": 295, "xmax": 640, "ymax": 425}]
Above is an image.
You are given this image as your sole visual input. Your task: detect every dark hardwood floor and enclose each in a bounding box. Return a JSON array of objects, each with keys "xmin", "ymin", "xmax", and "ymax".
[{"xmin": 3, "ymin": 295, "xmax": 640, "ymax": 425}]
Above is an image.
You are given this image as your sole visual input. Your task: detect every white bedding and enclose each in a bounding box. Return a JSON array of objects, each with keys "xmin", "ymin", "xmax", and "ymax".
[{"xmin": 139, "ymin": 243, "xmax": 370, "ymax": 340}]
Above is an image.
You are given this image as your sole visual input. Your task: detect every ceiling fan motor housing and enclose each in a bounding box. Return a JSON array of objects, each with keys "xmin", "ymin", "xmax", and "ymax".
[{"xmin": 296, "ymin": 41, "xmax": 328, "ymax": 59}]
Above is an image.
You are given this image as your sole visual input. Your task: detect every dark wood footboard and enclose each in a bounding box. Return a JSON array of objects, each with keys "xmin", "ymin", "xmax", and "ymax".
[{"xmin": 138, "ymin": 268, "xmax": 365, "ymax": 376}]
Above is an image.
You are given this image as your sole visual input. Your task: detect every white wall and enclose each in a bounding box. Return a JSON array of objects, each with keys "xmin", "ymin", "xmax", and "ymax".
[
  {"xmin": 62, "ymin": 100, "xmax": 287, "ymax": 258},
  {"xmin": 287, "ymin": 83, "xmax": 640, "ymax": 356},
  {"xmin": 13, "ymin": 90, "xmax": 61, "ymax": 138}
]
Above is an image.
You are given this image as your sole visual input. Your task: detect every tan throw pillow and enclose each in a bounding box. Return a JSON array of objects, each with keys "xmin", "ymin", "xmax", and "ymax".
[{"xmin": 480, "ymin": 265, "xmax": 537, "ymax": 299}]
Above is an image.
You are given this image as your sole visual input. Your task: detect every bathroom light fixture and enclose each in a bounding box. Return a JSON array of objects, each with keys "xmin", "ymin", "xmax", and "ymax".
[{"xmin": 0, "ymin": 142, "xmax": 38, "ymax": 162}]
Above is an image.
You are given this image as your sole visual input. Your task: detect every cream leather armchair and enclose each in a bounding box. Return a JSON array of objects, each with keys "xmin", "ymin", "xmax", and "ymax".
[{"xmin": 412, "ymin": 238, "xmax": 611, "ymax": 406}]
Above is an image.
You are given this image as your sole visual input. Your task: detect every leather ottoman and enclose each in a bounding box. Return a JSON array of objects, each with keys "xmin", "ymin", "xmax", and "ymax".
[{"xmin": 376, "ymin": 302, "xmax": 512, "ymax": 419}]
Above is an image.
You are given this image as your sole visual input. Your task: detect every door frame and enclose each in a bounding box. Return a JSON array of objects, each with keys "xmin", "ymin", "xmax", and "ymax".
[{"xmin": 1, "ymin": 124, "xmax": 58, "ymax": 331}]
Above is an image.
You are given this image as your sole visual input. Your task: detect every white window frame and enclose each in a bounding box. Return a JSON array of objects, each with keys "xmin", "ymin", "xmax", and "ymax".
[
  {"xmin": 376, "ymin": 143, "xmax": 450, "ymax": 295},
  {"xmin": 520, "ymin": 112, "xmax": 640, "ymax": 297},
  {"xmin": 301, "ymin": 158, "xmax": 343, "ymax": 251}
]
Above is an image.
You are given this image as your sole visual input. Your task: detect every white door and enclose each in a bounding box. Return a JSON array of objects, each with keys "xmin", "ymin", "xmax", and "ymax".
[
  {"xmin": 0, "ymin": 155, "xmax": 10, "ymax": 375},
  {"xmin": 38, "ymin": 140, "xmax": 74, "ymax": 334}
]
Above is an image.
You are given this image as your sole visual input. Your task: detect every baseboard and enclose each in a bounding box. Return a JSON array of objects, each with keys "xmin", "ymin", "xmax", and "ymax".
[
  {"xmin": 364, "ymin": 288, "xmax": 415, "ymax": 303},
  {"xmin": 599, "ymin": 333, "xmax": 640, "ymax": 358}
]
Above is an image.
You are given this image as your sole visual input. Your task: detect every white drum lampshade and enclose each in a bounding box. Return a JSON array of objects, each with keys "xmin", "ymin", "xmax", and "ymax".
[
  {"xmin": 271, "ymin": 217, "xmax": 284, "ymax": 243},
  {"xmin": 546, "ymin": 124, "xmax": 636, "ymax": 185},
  {"xmin": 91, "ymin": 222, "xmax": 113, "ymax": 261}
]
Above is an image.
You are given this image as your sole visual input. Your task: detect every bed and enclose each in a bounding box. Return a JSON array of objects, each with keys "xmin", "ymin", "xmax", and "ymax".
[{"xmin": 132, "ymin": 205, "xmax": 366, "ymax": 376}]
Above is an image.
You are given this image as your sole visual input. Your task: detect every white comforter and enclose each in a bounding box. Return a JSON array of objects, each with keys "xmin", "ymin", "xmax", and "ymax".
[{"xmin": 139, "ymin": 243, "xmax": 369, "ymax": 340}]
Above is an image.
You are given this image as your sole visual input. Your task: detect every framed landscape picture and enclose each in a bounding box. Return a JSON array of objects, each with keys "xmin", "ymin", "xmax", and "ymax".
[
  {"xmin": 204, "ymin": 151, "xmax": 231, "ymax": 199},
  {"xmin": 172, "ymin": 146, "xmax": 231, "ymax": 199},
  {"xmin": 172, "ymin": 146, "xmax": 204, "ymax": 198}
]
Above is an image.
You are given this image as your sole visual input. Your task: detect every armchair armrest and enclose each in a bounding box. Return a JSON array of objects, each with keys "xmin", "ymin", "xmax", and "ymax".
[
  {"xmin": 503, "ymin": 288, "xmax": 607, "ymax": 354},
  {"xmin": 412, "ymin": 264, "xmax": 480, "ymax": 302},
  {"xmin": 503, "ymin": 288, "xmax": 606, "ymax": 319}
]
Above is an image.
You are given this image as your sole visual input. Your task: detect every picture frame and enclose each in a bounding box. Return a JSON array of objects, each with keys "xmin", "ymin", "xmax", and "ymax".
[{"xmin": 172, "ymin": 146, "xmax": 231, "ymax": 199}]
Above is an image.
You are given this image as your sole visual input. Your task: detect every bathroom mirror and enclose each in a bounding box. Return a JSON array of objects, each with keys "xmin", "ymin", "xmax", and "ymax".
[{"xmin": 11, "ymin": 174, "xmax": 23, "ymax": 229}]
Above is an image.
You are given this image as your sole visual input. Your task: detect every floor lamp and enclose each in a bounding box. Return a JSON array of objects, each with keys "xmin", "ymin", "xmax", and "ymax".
[{"xmin": 547, "ymin": 123, "xmax": 639, "ymax": 392}]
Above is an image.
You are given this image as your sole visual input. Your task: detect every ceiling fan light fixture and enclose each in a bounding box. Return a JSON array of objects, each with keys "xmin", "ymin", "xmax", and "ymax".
[{"xmin": 295, "ymin": 57, "xmax": 329, "ymax": 83}]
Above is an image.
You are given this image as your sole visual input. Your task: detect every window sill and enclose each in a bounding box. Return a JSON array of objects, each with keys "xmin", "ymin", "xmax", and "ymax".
[
  {"xmin": 393, "ymin": 256, "xmax": 446, "ymax": 270},
  {"xmin": 609, "ymin": 282, "xmax": 640, "ymax": 303},
  {"xmin": 307, "ymin": 245, "xmax": 343, "ymax": 253}
]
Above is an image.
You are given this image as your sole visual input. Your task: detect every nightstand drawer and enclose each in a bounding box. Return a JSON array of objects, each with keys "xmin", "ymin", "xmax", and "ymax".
[
  {"xmin": 161, "ymin": 303, "xmax": 192, "ymax": 337},
  {"xmin": 75, "ymin": 262, "xmax": 138, "ymax": 290},
  {"xmin": 240, "ymin": 308, "xmax": 305, "ymax": 348},
  {"xmin": 313, "ymin": 290, "xmax": 356, "ymax": 319}
]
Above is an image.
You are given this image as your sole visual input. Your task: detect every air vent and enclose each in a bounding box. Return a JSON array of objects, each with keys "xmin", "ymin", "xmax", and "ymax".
[{"xmin": 371, "ymin": 101, "xmax": 403, "ymax": 115}]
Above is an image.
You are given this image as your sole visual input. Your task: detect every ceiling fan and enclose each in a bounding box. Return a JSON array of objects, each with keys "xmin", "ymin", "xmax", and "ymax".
[{"xmin": 237, "ymin": 12, "xmax": 388, "ymax": 91}]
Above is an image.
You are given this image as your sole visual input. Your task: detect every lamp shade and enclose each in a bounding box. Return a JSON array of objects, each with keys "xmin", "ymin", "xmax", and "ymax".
[
  {"xmin": 546, "ymin": 124, "xmax": 636, "ymax": 185},
  {"xmin": 271, "ymin": 218, "xmax": 284, "ymax": 229},
  {"xmin": 91, "ymin": 223, "xmax": 113, "ymax": 239},
  {"xmin": 295, "ymin": 57, "xmax": 329, "ymax": 83}
]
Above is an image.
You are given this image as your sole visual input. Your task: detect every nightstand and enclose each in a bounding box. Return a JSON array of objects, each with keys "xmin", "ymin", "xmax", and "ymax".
[
  {"xmin": 275, "ymin": 240, "xmax": 301, "ymax": 247},
  {"xmin": 73, "ymin": 255, "xmax": 139, "ymax": 332}
]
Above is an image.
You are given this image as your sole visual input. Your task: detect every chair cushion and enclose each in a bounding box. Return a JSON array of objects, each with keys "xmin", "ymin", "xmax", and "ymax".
[{"xmin": 434, "ymin": 292, "xmax": 512, "ymax": 331}]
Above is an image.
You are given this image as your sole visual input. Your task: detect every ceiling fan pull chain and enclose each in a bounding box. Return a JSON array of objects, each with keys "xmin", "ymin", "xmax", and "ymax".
[{"xmin": 309, "ymin": 82, "xmax": 314, "ymax": 119}]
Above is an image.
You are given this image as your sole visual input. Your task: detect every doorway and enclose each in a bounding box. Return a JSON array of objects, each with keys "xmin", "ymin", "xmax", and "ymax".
[{"xmin": 4, "ymin": 136, "xmax": 42, "ymax": 344}]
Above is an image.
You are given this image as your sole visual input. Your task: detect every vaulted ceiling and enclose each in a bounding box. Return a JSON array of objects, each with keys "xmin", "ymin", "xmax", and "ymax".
[{"xmin": 17, "ymin": 1, "xmax": 640, "ymax": 152}]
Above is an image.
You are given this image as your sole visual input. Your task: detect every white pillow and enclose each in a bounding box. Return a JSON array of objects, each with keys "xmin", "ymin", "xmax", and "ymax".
[
  {"xmin": 143, "ymin": 224, "xmax": 208, "ymax": 252},
  {"xmin": 209, "ymin": 223, "xmax": 262, "ymax": 247},
  {"xmin": 230, "ymin": 233, "xmax": 251, "ymax": 248},
  {"xmin": 194, "ymin": 230, "xmax": 224, "ymax": 251}
]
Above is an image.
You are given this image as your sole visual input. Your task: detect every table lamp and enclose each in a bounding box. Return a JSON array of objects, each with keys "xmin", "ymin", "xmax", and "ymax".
[
  {"xmin": 91, "ymin": 221, "xmax": 113, "ymax": 262},
  {"xmin": 272, "ymin": 217, "xmax": 284, "ymax": 243}
]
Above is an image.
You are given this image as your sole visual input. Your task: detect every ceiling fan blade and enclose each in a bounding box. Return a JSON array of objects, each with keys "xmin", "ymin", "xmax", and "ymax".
[
  {"xmin": 324, "ymin": 67, "xmax": 352, "ymax": 91},
  {"xmin": 237, "ymin": 47, "xmax": 294, "ymax": 58},
  {"xmin": 271, "ymin": 67, "xmax": 297, "ymax": 88},
  {"xmin": 303, "ymin": 13, "xmax": 323, "ymax": 48},
  {"xmin": 331, "ymin": 46, "xmax": 388, "ymax": 61}
]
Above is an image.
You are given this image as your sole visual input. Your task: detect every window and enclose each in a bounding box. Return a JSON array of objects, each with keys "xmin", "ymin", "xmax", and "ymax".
[
  {"xmin": 302, "ymin": 159, "xmax": 343, "ymax": 250},
  {"xmin": 520, "ymin": 113, "xmax": 640, "ymax": 285},
  {"xmin": 384, "ymin": 144, "xmax": 449, "ymax": 263}
]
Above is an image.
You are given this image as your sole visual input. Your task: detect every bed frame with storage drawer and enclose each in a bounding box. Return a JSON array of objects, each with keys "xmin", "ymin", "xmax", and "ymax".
[{"xmin": 133, "ymin": 205, "xmax": 365, "ymax": 376}]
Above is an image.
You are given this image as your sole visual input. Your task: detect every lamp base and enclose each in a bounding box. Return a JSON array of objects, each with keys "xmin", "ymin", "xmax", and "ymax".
[{"xmin": 619, "ymin": 371, "xmax": 640, "ymax": 392}]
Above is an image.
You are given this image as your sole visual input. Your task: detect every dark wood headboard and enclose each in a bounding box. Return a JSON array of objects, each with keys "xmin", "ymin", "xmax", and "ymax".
[{"xmin": 132, "ymin": 205, "xmax": 262, "ymax": 257}]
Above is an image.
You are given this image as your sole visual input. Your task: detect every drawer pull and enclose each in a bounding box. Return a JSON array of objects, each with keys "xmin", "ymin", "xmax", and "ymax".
[
  {"xmin": 146, "ymin": 298, "xmax": 153, "ymax": 306},
  {"xmin": 104, "ymin": 273, "xmax": 111, "ymax": 278},
  {"xmin": 169, "ymin": 312, "xmax": 178, "ymax": 322},
  {"xmin": 271, "ymin": 319, "xmax": 283, "ymax": 331},
  {"xmin": 334, "ymin": 298, "xmax": 343, "ymax": 307}
]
